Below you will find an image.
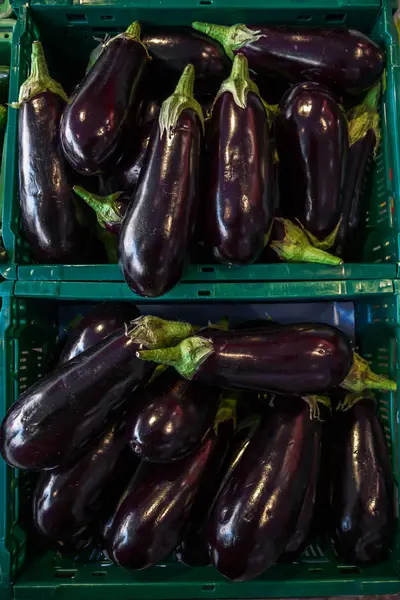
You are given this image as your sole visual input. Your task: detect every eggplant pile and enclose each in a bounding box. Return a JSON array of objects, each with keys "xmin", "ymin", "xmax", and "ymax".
[{"xmin": 15, "ymin": 19, "xmax": 384, "ymax": 294}]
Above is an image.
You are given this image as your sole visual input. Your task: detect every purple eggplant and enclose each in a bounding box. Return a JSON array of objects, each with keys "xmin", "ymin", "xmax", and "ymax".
[
  {"xmin": 275, "ymin": 82, "xmax": 349, "ymax": 249},
  {"xmin": 0, "ymin": 316, "xmax": 194, "ymax": 471},
  {"xmin": 73, "ymin": 186, "xmax": 130, "ymax": 235},
  {"xmin": 16, "ymin": 42, "xmax": 86, "ymax": 263},
  {"xmin": 193, "ymin": 23, "xmax": 384, "ymax": 98},
  {"xmin": 119, "ymin": 65, "xmax": 203, "ymax": 297},
  {"xmin": 60, "ymin": 22, "xmax": 149, "ymax": 175},
  {"xmin": 330, "ymin": 392, "xmax": 395, "ymax": 565},
  {"xmin": 59, "ymin": 302, "xmax": 140, "ymax": 364},
  {"xmin": 205, "ymin": 54, "xmax": 273, "ymax": 264},
  {"xmin": 333, "ymin": 84, "xmax": 381, "ymax": 261}
]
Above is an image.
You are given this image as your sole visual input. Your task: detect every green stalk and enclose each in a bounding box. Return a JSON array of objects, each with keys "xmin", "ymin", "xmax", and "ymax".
[
  {"xmin": 341, "ymin": 353, "xmax": 397, "ymax": 393},
  {"xmin": 73, "ymin": 185, "xmax": 124, "ymax": 230},
  {"xmin": 302, "ymin": 395, "xmax": 331, "ymax": 420},
  {"xmin": 192, "ymin": 22, "xmax": 264, "ymax": 61},
  {"xmin": 159, "ymin": 64, "xmax": 204, "ymax": 137},
  {"xmin": 103, "ymin": 21, "xmax": 150, "ymax": 59},
  {"xmin": 127, "ymin": 316, "xmax": 196, "ymax": 350},
  {"xmin": 137, "ymin": 336, "xmax": 214, "ymax": 379},
  {"xmin": 214, "ymin": 391, "xmax": 238, "ymax": 431},
  {"xmin": 301, "ymin": 218, "xmax": 342, "ymax": 251},
  {"xmin": 348, "ymin": 82, "xmax": 381, "ymax": 155},
  {"xmin": 336, "ymin": 390, "xmax": 376, "ymax": 412},
  {"xmin": 214, "ymin": 53, "xmax": 260, "ymax": 110}
]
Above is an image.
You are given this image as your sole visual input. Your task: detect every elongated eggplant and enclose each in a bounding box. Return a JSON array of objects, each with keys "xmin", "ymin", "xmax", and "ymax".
[
  {"xmin": 193, "ymin": 23, "xmax": 384, "ymax": 98},
  {"xmin": 333, "ymin": 84, "xmax": 381, "ymax": 261},
  {"xmin": 73, "ymin": 186, "xmax": 130, "ymax": 235},
  {"xmin": 205, "ymin": 54, "xmax": 273, "ymax": 264},
  {"xmin": 59, "ymin": 302, "xmax": 140, "ymax": 364},
  {"xmin": 106, "ymin": 397, "xmax": 235, "ymax": 569},
  {"xmin": 0, "ymin": 316, "xmax": 194, "ymax": 471},
  {"xmin": 16, "ymin": 42, "xmax": 86, "ymax": 263},
  {"xmin": 119, "ymin": 64, "xmax": 203, "ymax": 297},
  {"xmin": 330, "ymin": 392, "xmax": 395, "ymax": 565},
  {"xmin": 275, "ymin": 82, "xmax": 349, "ymax": 249},
  {"xmin": 60, "ymin": 22, "xmax": 149, "ymax": 175},
  {"xmin": 139, "ymin": 324, "xmax": 396, "ymax": 394}
]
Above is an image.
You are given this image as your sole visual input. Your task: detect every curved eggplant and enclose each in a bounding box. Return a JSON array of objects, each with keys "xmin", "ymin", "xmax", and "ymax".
[
  {"xmin": 205, "ymin": 54, "xmax": 273, "ymax": 264},
  {"xmin": 73, "ymin": 186, "xmax": 130, "ymax": 235},
  {"xmin": 119, "ymin": 64, "xmax": 203, "ymax": 297},
  {"xmin": 0, "ymin": 316, "xmax": 195, "ymax": 471},
  {"xmin": 275, "ymin": 82, "xmax": 349, "ymax": 249},
  {"xmin": 60, "ymin": 22, "xmax": 149, "ymax": 175},
  {"xmin": 16, "ymin": 42, "xmax": 86, "ymax": 263},
  {"xmin": 330, "ymin": 392, "xmax": 395, "ymax": 565},
  {"xmin": 193, "ymin": 23, "xmax": 384, "ymax": 98},
  {"xmin": 59, "ymin": 302, "xmax": 140, "ymax": 364}
]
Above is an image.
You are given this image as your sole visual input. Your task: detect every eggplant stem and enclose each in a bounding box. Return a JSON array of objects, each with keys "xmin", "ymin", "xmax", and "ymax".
[
  {"xmin": 137, "ymin": 336, "xmax": 214, "ymax": 379},
  {"xmin": 299, "ymin": 217, "xmax": 342, "ymax": 251},
  {"xmin": 127, "ymin": 316, "xmax": 195, "ymax": 350},
  {"xmin": 341, "ymin": 352, "xmax": 397, "ymax": 393},
  {"xmin": 104, "ymin": 20, "xmax": 151, "ymax": 60},
  {"xmin": 261, "ymin": 99, "xmax": 279, "ymax": 127},
  {"xmin": 302, "ymin": 395, "xmax": 331, "ymax": 421},
  {"xmin": 73, "ymin": 185, "xmax": 124, "ymax": 230},
  {"xmin": 213, "ymin": 53, "xmax": 260, "ymax": 110},
  {"xmin": 348, "ymin": 82, "xmax": 381, "ymax": 155},
  {"xmin": 336, "ymin": 390, "xmax": 376, "ymax": 412},
  {"xmin": 214, "ymin": 391, "xmax": 238, "ymax": 431},
  {"xmin": 191, "ymin": 22, "xmax": 264, "ymax": 61},
  {"xmin": 270, "ymin": 218, "xmax": 343, "ymax": 265},
  {"xmin": 159, "ymin": 64, "xmax": 204, "ymax": 137}
]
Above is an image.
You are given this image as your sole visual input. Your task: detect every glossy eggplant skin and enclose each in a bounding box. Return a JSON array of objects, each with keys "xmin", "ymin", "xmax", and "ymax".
[
  {"xmin": 59, "ymin": 302, "xmax": 139, "ymax": 364},
  {"xmin": 33, "ymin": 418, "xmax": 126, "ymax": 540},
  {"xmin": 119, "ymin": 110, "xmax": 201, "ymax": 298},
  {"xmin": 19, "ymin": 92, "xmax": 85, "ymax": 263},
  {"xmin": 60, "ymin": 33, "xmax": 148, "ymax": 175},
  {"xmin": 276, "ymin": 82, "xmax": 348, "ymax": 245},
  {"xmin": 206, "ymin": 91, "xmax": 273, "ymax": 264},
  {"xmin": 209, "ymin": 397, "xmax": 316, "ymax": 581},
  {"xmin": 126, "ymin": 369, "xmax": 219, "ymax": 463},
  {"xmin": 330, "ymin": 397, "xmax": 395, "ymax": 565}
]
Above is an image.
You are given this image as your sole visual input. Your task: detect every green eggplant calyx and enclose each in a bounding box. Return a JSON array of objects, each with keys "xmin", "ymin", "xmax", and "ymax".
[
  {"xmin": 205, "ymin": 316, "xmax": 230, "ymax": 332},
  {"xmin": 192, "ymin": 22, "xmax": 263, "ymax": 61},
  {"xmin": 336, "ymin": 390, "xmax": 376, "ymax": 412},
  {"xmin": 159, "ymin": 64, "xmax": 204, "ymax": 137},
  {"xmin": 348, "ymin": 82, "xmax": 381, "ymax": 155},
  {"xmin": 97, "ymin": 225, "xmax": 118, "ymax": 263},
  {"xmin": 299, "ymin": 217, "xmax": 342, "ymax": 251},
  {"xmin": 214, "ymin": 391, "xmax": 238, "ymax": 431},
  {"xmin": 302, "ymin": 395, "xmax": 331, "ymax": 420},
  {"xmin": 73, "ymin": 185, "xmax": 124, "ymax": 229},
  {"xmin": 146, "ymin": 364, "xmax": 169, "ymax": 386},
  {"xmin": 137, "ymin": 335, "xmax": 214, "ymax": 379},
  {"xmin": 261, "ymin": 99, "xmax": 279, "ymax": 127},
  {"xmin": 341, "ymin": 352, "xmax": 397, "ymax": 393},
  {"xmin": 105, "ymin": 21, "xmax": 151, "ymax": 60},
  {"xmin": 14, "ymin": 41, "xmax": 68, "ymax": 107},
  {"xmin": 214, "ymin": 53, "xmax": 260, "ymax": 110},
  {"xmin": 270, "ymin": 218, "xmax": 343, "ymax": 266},
  {"xmin": 127, "ymin": 316, "xmax": 195, "ymax": 350}
]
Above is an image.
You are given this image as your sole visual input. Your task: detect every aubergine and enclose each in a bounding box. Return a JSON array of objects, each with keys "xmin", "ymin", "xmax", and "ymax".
[
  {"xmin": 119, "ymin": 64, "xmax": 203, "ymax": 298},
  {"xmin": 126, "ymin": 369, "xmax": 219, "ymax": 463},
  {"xmin": 106, "ymin": 397, "xmax": 235, "ymax": 569},
  {"xmin": 205, "ymin": 54, "xmax": 273, "ymax": 265},
  {"xmin": 330, "ymin": 392, "xmax": 395, "ymax": 565},
  {"xmin": 275, "ymin": 82, "xmax": 349, "ymax": 249},
  {"xmin": 60, "ymin": 22, "xmax": 149, "ymax": 175},
  {"xmin": 73, "ymin": 186, "xmax": 130, "ymax": 235},
  {"xmin": 0, "ymin": 316, "xmax": 195, "ymax": 471},
  {"xmin": 192, "ymin": 23, "xmax": 385, "ymax": 98},
  {"xmin": 59, "ymin": 302, "xmax": 140, "ymax": 364},
  {"xmin": 16, "ymin": 42, "xmax": 86, "ymax": 263}
]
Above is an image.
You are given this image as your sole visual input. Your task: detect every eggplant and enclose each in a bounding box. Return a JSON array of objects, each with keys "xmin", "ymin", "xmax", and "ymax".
[
  {"xmin": 60, "ymin": 22, "xmax": 149, "ymax": 175},
  {"xmin": 208, "ymin": 396, "xmax": 319, "ymax": 581},
  {"xmin": 16, "ymin": 42, "xmax": 86, "ymax": 263},
  {"xmin": 204, "ymin": 54, "xmax": 273, "ymax": 264},
  {"xmin": 126, "ymin": 369, "xmax": 219, "ymax": 463},
  {"xmin": 33, "ymin": 417, "xmax": 127, "ymax": 540},
  {"xmin": 330, "ymin": 392, "xmax": 395, "ymax": 565},
  {"xmin": 333, "ymin": 84, "xmax": 380, "ymax": 261},
  {"xmin": 275, "ymin": 82, "xmax": 349, "ymax": 249},
  {"xmin": 193, "ymin": 23, "xmax": 384, "ymax": 98},
  {"xmin": 119, "ymin": 64, "xmax": 203, "ymax": 298},
  {"xmin": 59, "ymin": 301, "xmax": 140, "ymax": 364},
  {"xmin": 73, "ymin": 186, "xmax": 130, "ymax": 235},
  {"xmin": 106, "ymin": 397, "xmax": 235, "ymax": 569},
  {"xmin": 0, "ymin": 316, "xmax": 195, "ymax": 471}
]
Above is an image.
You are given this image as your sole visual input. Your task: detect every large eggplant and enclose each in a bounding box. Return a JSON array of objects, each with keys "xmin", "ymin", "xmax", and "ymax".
[
  {"xmin": 205, "ymin": 54, "xmax": 273, "ymax": 264},
  {"xmin": 60, "ymin": 22, "xmax": 149, "ymax": 175},
  {"xmin": 16, "ymin": 42, "xmax": 85, "ymax": 263},
  {"xmin": 106, "ymin": 397, "xmax": 235, "ymax": 569},
  {"xmin": 119, "ymin": 64, "xmax": 203, "ymax": 297},
  {"xmin": 330, "ymin": 392, "xmax": 395, "ymax": 565},
  {"xmin": 0, "ymin": 316, "xmax": 194, "ymax": 471},
  {"xmin": 275, "ymin": 82, "xmax": 349, "ymax": 249},
  {"xmin": 192, "ymin": 23, "xmax": 384, "ymax": 98}
]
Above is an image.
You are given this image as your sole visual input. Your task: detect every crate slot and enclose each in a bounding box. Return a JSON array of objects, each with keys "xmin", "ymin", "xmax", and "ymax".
[{"xmin": 66, "ymin": 13, "xmax": 87, "ymax": 23}]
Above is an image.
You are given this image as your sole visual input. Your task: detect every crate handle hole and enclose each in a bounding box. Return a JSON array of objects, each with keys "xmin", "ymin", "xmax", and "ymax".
[
  {"xmin": 201, "ymin": 267, "xmax": 215, "ymax": 273},
  {"xmin": 308, "ymin": 568, "xmax": 323, "ymax": 573},
  {"xmin": 92, "ymin": 571, "xmax": 107, "ymax": 577},
  {"xmin": 66, "ymin": 13, "xmax": 88, "ymax": 23},
  {"xmin": 100, "ymin": 15, "xmax": 114, "ymax": 20},
  {"xmin": 198, "ymin": 290, "xmax": 211, "ymax": 296},
  {"xmin": 325, "ymin": 13, "xmax": 345, "ymax": 23},
  {"xmin": 297, "ymin": 15, "xmax": 311, "ymax": 21},
  {"xmin": 202, "ymin": 585, "xmax": 215, "ymax": 591},
  {"xmin": 338, "ymin": 565, "xmax": 360, "ymax": 574},
  {"xmin": 55, "ymin": 570, "xmax": 77, "ymax": 579},
  {"xmin": 3, "ymin": 33, "xmax": 9, "ymax": 38},
  {"xmin": 199, "ymin": 1, "xmax": 213, "ymax": 5}
]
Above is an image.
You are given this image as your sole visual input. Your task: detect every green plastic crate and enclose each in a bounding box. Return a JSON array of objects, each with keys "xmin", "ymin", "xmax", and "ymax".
[
  {"xmin": 1, "ymin": 1, "xmax": 400, "ymax": 290},
  {"xmin": 0, "ymin": 282, "xmax": 399, "ymax": 598}
]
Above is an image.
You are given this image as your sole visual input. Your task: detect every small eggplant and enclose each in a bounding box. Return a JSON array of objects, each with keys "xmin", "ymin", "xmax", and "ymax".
[
  {"xmin": 119, "ymin": 64, "xmax": 203, "ymax": 297},
  {"xmin": 205, "ymin": 54, "xmax": 273, "ymax": 265},
  {"xmin": 73, "ymin": 186, "xmax": 130, "ymax": 235},
  {"xmin": 126, "ymin": 369, "xmax": 219, "ymax": 463},
  {"xmin": 330, "ymin": 392, "xmax": 395, "ymax": 565},
  {"xmin": 193, "ymin": 23, "xmax": 384, "ymax": 98},
  {"xmin": 0, "ymin": 316, "xmax": 194, "ymax": 471},
  {"xmin": 60, "ymin": 22, "xmax": 149, "ymax": 175},
  {"xmin": 16, "ymin": 42, "xmax": 86, "ymax": 263},
  {"xmin": 275, "ymin": 82, "xmax": 349, "ymax": 249},
  {"xmin": 59, "ymin": 302, "xmax": 140, "ymax": 364}
]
